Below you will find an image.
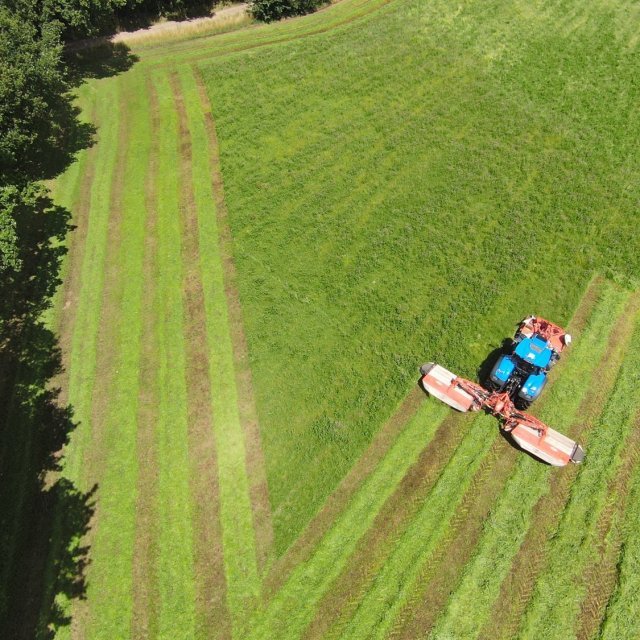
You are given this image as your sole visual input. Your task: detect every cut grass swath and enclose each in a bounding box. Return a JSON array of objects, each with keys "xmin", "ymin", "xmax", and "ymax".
[
  {"xmin": 428, "ymin": 282, "xmax": 630, "ymax": 640},
  {"xmin": 519, "ymin": 297, "xmax": 640, "ymax": 640},
  {"xmin": 179, "ymin": 66, "xmax": 261, "ymax": 634},
  {"xmin": 150, "ymin": 70, "xmax": 198, "ymax": 638},
  {"xmin": 79, "ymin": 73, "xmax": 153, "ymax": 640},
  {"xmin": 245, "ymin": 400, "xmax": 449, "ymax": 640},
  {"xmin": 479, "ymin": 289, "xmax": 640, "ymax": 640}
]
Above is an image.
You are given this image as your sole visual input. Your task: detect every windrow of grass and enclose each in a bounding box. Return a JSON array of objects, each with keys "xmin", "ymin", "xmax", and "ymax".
[
  {"xmin": 428, "ymin": 282, "xmax": 631, "ymax": 640},
  {"xmin": 150, "ymin": 70, "xmax": 198, "ymax": 638},
  {"xmin": 339, "ymin": 414, "xmax": 497, "ymax": 640},
  {"xmin": 519, "ymin": 301, "xmax": 640, "ymax": 640},
  {"xmin": 76, "ymin": 72, "xmax": 155, "ymax": 640},
  {"xmin": 600, "ymin": 424, "xmax": 640, "ymax": 639},
  {"xmin": 63, "ymin": 77, "xmax": 120, "ymax": 489},
  {"xmin": 245, "ymin": 399, "xmax": 449, "ymax": 639},
  {"xmin": 177, "ymin": 65, "xmax": 261, "ymax": 633}
]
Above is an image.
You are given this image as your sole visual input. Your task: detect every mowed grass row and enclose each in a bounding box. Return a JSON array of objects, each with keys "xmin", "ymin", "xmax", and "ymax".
[
  {"xmin": 57, "ymin": 73, "xmax": 153, "ymax": 639},
  {"xmin": 328, "ymin": 277, "xmax": 607, "ymax": 640},
  {"xmin": 245, "ymin": 399, "xmax": 450, "ymax": 639},
  {"xmin": 175, "ymin": 64, "xmax": 261, "ymax": 631},
  {"xmin": 197, "ymin": 0, "xmax": 640, "ymax": 553},
  {"xmin": 428, "ymin": 282, "xmax": 632, "ymax": 640},
  {"xmin": 520, "ymin": 300, "xmax": 640, "ymax": 640}
]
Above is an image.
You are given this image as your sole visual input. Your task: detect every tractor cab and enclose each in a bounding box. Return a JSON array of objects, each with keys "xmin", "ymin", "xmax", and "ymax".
[{"xmin": 489, "ymin": 317, "xmax": 569, "ymax": 408}]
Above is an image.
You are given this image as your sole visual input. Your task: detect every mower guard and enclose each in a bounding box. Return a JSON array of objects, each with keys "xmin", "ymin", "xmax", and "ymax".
[{"xmin": 420, "ymin": 363, "xmax": 479, "ymax": 413}]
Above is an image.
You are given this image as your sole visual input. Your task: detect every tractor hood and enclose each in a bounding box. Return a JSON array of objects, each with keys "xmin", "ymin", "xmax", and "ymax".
[{"xmin": 514, "ymin": 335, "xmax": 553, "ymax": 369}]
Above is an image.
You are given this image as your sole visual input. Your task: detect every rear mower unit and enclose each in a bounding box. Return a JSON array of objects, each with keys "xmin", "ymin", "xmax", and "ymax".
[{"xmin": 420, "ymin": 316, "xmax": 584, "ymax": 467}]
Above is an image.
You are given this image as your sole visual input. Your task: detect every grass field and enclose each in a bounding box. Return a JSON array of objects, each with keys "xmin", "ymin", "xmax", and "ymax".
[{"xmin": 28, "ymin": 0, "xmax": 640, "ymax": 637}]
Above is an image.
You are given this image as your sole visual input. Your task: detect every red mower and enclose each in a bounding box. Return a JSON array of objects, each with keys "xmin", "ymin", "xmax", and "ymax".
[{"xmin": 420, "ymin": 317, "xmax": 585, "ymax": 467}]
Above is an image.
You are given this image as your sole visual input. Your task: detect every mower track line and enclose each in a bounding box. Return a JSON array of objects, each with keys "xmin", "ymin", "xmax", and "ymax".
[{"xmin": 169, "ymin": 69, "xmax": 232, "ymax": 640}]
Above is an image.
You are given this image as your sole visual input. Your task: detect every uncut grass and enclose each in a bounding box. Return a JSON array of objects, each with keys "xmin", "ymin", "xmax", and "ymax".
[
  {"xmin": 178, "ymin": 65, "xmax": 261, "ymax": 631},
  {"xmin": 427, "ymin": 283, "xmax": 630, "ymax": 640},
  {"xmin": 519, "ymin": 306, "xmax": 640, "ymax": 640},
  {"xmin": 245, "ymin": 400, "xmax": 449, "ymax": 640},
  {"xmin": 198, "ymin": 0, "xmax": 640, "ymax": 552}
]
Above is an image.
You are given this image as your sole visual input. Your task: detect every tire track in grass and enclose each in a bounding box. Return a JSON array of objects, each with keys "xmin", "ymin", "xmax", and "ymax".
[
  {"xmin": 577, "ymin": 411, "xmax": 640, "ymax": 640},
  {"xmin": 302, "ymin": 409, "xmax": 478, "ymax": 639},
  {"xmin": 243, "ymin": 399, "xmax": 450, "ymax": 640},
  {"xmin": 78, "ymin": 73, "xmax": 154, "ymax": 640},
  {"xmin": 480, "ymin": 291, "xmax": 640, "ymax": 640},
  {"xmin": 391, "ymin": 278, "xmax": 607, "ymax": 639},
  {"xmin": 518, "ymin": 300, "xmax": 640, "ymax": 640},
  {"xmin": 169, "ymin": 69, "xmax": 231, "ymax": 640},
  {"xmin": 191, "ymin": 66, "xmax": 274, "ymax": 578},
  {"xmin": 310, "ymin": 276, "xmax": 603, "ymax": 640},
  {"xmin": 150, "ymin": 70, "xmax": 197, "ymax": 638},
  {"xmin": 190, "ymin": 67, "xmax": 264, "ymax": 631},
  {"xmin": 265, "ymin": 387, "xmax": 424, "ymax": 598},
  {"xmin": 130, "ymin": 76, "xmax": 161, "ymax": 640},
  {"xmin": 426, "ymin": 282, "xmax": 631, "ymax": 640}
]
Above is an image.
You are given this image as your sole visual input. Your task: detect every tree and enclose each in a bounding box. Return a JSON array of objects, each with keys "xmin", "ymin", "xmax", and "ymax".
[{"xmin": 248, "ymin": 0, "xmax": 325, "ymax": 23}]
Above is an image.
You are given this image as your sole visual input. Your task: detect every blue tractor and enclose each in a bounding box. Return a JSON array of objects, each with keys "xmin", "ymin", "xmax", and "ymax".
[{"xmin": 488, "ymin": 316, "xmax": 571, "ymax": 409}]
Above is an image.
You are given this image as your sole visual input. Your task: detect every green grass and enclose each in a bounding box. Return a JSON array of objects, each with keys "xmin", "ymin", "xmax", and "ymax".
[
  {"xmin": 41, "ymin": 0, "xmax": 640, "ymax": 636},
  {"xmin": 520, "ymin": 308, "xmax": 640, "ymax": 640},
  {"xmin": 81, "ymin": 72, "xmax": 153, "ymax": 640},
  {"xmin": 428, "ymin": 283, "xmax": 631, "ymax": 640},
  {"xmin": 196, "ymin": 0, "xmax": 640, "ymax": 553},
  {"xmin": 245, "ymin": 400, "xmax": 449, "ymax": 639},
  {"xmin": 176, "ymin": 64, "xmax": 261, "ymax": 632}
]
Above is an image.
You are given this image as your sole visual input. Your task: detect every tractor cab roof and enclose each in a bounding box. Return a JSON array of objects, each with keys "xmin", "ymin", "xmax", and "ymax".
[{"xmin": 514, "ymin": 335, "xmax": 552, "ymax": 369}]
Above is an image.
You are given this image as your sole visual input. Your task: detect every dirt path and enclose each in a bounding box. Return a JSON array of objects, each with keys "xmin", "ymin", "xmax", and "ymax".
[
  {"xmin": 192, "ymin": 66, "xmax": 274, "ymax": 578},
  {"xmin": 478, "ymin": 290, "xmax": 640, "ymax": 640},
  {"xmin": 169, "ymin": 70, "xmax": 231, "ymax": 640}
]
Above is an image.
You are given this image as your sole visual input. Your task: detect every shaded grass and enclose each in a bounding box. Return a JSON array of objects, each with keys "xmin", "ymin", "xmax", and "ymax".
[{"xmin": 428, "ymin": 283, "xmax": 631, "ymax": 640}]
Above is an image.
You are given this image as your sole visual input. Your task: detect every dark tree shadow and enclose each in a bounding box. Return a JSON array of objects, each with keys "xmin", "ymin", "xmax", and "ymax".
[
  {"xmin": 0, "ymin": 40, "xmax": 137, "ymax": 638},
  {"xmin": 64, "ymin": 41, "xmax": 138, "ymax": 83},
  {"xmin": 0, "ymin": 188, "xmax": 97, "ymax": 639}
]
